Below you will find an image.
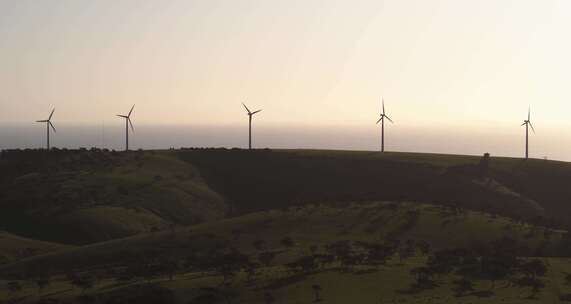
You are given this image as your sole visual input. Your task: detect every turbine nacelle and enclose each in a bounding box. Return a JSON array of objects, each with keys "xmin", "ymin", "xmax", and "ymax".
[
  {"xmin": 36, "ymin": 108, "xmax": 56, "ymax": 132},
  {"xmin": 376, "ymin": 98, "xmax": 393, "ymax": 124},
  {"xmin": 522, "ymin": 107, "xmax": 535, "ymax": 133},
  {"xmin": 117, "ymin": 105, "xmax": 135, "ymax": 132},
  {"xmin": 242, "ymin": 103, "xmax": 262, "ymax": 116}
]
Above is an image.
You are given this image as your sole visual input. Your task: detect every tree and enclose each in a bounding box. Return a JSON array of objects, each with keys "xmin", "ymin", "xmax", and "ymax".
[
  {"xmin": 286, "ymin": 255, "xmax": 318, "ymax": 274},
  {"xmin": 6, "ymin": 281, "xmax": 22, "ymax": 295},
  {"xmin": 399, "ymin": 239, "xmax": 416, "ymax": 262},
  {"xmin": 326, "ymin": 241, "xmax": 352, "ymax": 259},
  {"xmin": 215, "ymin": 251, "xmax": 250, "ymax": 286},
  {"xmin": 245, "ymin": 262, "xmax": 260, "ymax": 284},
  {"xmin": 312, "ymin": 284, "xmax": 322, "ymax": 302},
  {"xmin": 481, "ymin": 256, "xmax": 512, "ymax": 289},
  {"xmin": 68, "ymin": 273, "xmax": 95, "ymax": 294},
  {"xmin": 299, "ymin": 256, "xmax": 318, "ymax": 273},
  {"xmin": 189, "ymin": 294, "xmax": 218, "ymax": 304},
  {"xmin": 310, "ymin": 244, "xmax": 319, "ymax": 255},
  {"xmin": 326, "ymin": 240, "xmax": 354, "ymax": 270},
  {"xmin": 253, "ymin": 240, "xmax": 267, "ymax": 252},
  {"xmin": 314, "ymin": 254, "xmax": 335, "ymax": 269},
  {"xmin": 517, "ymin": 259, "xmax": 547, "ymax": 299},
  {"xmin": 35, "ymin": 275, "xmax": 50, "ymax": 295},
  {"xmin": 218, "ymin": 287, "xmax": 240, "ymax": 304},
  {"xmin": 157, "ymin": 258, "xmax": 179, "ymax": 281},
  {"xmin": 258, "ymin": 251, "xmax": 277, "ymax": 267},
  {"xmin": 520, "ymin": 259, "xmax": 547, "ymax": 280},
  {"xmin": 281, "ymin": 237, "xmax": 295, "ymax": 248},
  {"xmin": 264, "ymin": 292, "xmax": 275, "ymax": 304},
  {"xmin": 416, "ymin": 240, "xmax": 431, "ymax": 256},
  {"xmin": 410, "ymin": 267, "xmax": 435, "ymax": 289},
  {"xmin": 452, "ymin": 278, "xmax": 474, "ymax": 296}
]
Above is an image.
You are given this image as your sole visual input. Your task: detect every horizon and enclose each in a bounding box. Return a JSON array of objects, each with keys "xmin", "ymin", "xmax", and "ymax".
[{"xmin": 1, "ymin": 122, "xmax": 568, "ymax": 162}]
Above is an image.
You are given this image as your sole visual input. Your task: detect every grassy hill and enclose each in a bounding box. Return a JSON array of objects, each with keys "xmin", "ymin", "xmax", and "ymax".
[
  {"xmin": 0, "ymin": 149, "xmax": 226, "ymax": 244},
  {"xmin": 3, "ymin": 148, "xmax": 571, "ymax": 303},
  {"xmin": 3, "ymin": 148, "xmax": 571, "ymax": 246},
  {"xmin": 1, "ymin": 201, "xmax": 570, "ymax": 303},
  {"xmin": 0, "ymin": 231, "xmax": 72, "ymax": 266}
]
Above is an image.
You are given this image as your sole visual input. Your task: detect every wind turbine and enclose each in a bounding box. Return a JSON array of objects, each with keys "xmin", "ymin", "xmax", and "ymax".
[
  {"xmin": 117, "ymin": 105, "xmax": 135, "ymax": 151},
  {"xmin": 375, "ymin": 97, "xmax": 393, "ymax": 152},
  {"xmin": 36, "ymin": 108, "xmax": 56, "ymax": 150},
  {"xmin": 242, "ymin": 102, "xmax": 262, "ymax": 150},
  {"xmin": 521, "ymin": 106, "xmax": 535, "ymax": 159}
]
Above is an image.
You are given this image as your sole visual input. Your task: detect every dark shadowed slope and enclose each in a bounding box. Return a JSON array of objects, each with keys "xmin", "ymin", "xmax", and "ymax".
[
  {"xmin": 0, "ymin": 231, "xmax": 73, "ymax": 265},
  {"xmin": 0, "ymin": 149, "xmax": 226, "ymax": 244},
  {"xmin": 178, "ymin": 149, "xmax": 561, "ymax": 226}
]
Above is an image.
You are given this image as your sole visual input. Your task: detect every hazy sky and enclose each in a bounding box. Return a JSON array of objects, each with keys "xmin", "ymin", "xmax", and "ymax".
[{"xmin": 1, "ymin": 1, "xmax": 571, "ymax": 159}]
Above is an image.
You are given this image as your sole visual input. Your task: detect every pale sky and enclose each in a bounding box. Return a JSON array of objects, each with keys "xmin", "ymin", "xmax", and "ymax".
[{"xmin": 1, "ymin": 1, "xmax": 571, "ymax": 159}]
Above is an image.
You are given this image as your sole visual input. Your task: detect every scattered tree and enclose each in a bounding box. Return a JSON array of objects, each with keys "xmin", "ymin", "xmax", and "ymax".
[
  {"xmin": 398, "ymin": 240, "xmax": 416, "ymax": 262},
  {"xmin": 416, "ymin": 240, "xmax": 431, "ymax": 256},
  {"xmin": 245, "ymin": 262, "xmax": 260, "ymax": 284},
  {"xmin": 310, "ymin": 244, "xmax": 319, "ymax": 255},
  {"xmin": 452, "ymin": 278, "xmax": 474, "ymax": 296},
  {"xmin": 68, "ymin": 273, "xmax": 96, "ymax": 294},
  {"xmin": 410, "ymin": 267, "xmax": 435, "ymax": 289},
  {"xmin": 253, "ymin": 239, "xmax": 267, "ymax": 252},
  {"xmin": 520, "ymin": 259, "xmax": 547, "ymax": 280},
  {"xmin": 258, "ymin": 251, "xmax": 277, "ymax": 267},
  {"xmin": 35, "ymin": 275, "xmax": 50, "ymax": 295},
  {"xmin": 281, "ymin": 237, "xmax": 295, "ymax": 248},
  {"xmin": 312, "ymin": 284, "xmax": 322, "ymax": 302},
  {"xmin": 6, "ymin": 281, "xmax": 22, "ymax": 295},
  {"xmin": 264, "ymin": 292, "xmax": 275, "ymax": 304},
  {"xmin": 481, "ymin": 256, "xmax": 513, "ymax": 289}
]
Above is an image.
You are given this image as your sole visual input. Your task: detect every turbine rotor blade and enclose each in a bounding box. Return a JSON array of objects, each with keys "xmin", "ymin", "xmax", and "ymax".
[
  {"xmin": 528, "ymin": 106, "xmax": 531, "ymax": 121},
  {"xmin": 117, "ymin": 115, "xmax": 128, "ymax": 118},
  {"xmin": 252, "ymin": 109, "xmax": 262, "ymax": 115},
  {"xmin": 385, "ymin": 115, "xmax": 394, "ymax": 123},
  {"xmin": 48, "ymin": 108, "xmax": 55, "ymax": 120},
  {"xmin": 128, "ymin": 118, "xmax": 134, "ymax": 132},
  {"xmin": 49, "ymin": 121, "xmax": 56, "ymax": 133},
  {"xmin": 529, "ymin": 122, "xmax": 535, "ymax": 133},
  {"xmin": 242, "ymin": 103, "xmax": 251, "ymax": 114},
  {"xmin": 521, "ymin": 122, "xmax": 526, "ymax": 126},
  {"xmin": 128, "ymin": 104, "xmax": 135, "ymax": 117},
  {"xmin": 376, "ymin": 117, "xmax": 383, "ymax": 124},
  {"xmin": 36, "ymin": 120, "xmax": 48, "ymax": 123},
  {"xmin": 382, "ymin": 97, "xmax": 385, "ymax": 115}
]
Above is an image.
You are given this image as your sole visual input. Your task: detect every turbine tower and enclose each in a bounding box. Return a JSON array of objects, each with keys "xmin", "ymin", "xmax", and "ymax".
[
  {"xmin": 36, "ymin": 108, "xmax": 56, "ymax": 150},
  {"xmin": 521, "ymin": 106, "xmax": 535, "ymax": 159},
  {"xmin": 242, "ymin": 102, "xmax": 262, "ymax": 150},
  {"xmin": 117, "ymin": 105, "xmax": 135, "ymax": 151},
  {"xmin": 375, "ymin": 97, "xmax": 393, "ymax": 152}
]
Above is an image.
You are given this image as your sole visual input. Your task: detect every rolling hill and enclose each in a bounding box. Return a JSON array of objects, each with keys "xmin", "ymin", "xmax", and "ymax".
[
  {"xmin": 2, "ymin": 148, "xmax": 571, "ymax": 246},
  {"xmin": 1, "ymin": 201, "xmax": 570, "ymax": 303},
  {"xmin": 0, "ymin": 149, "xmax": 226, "ymax": 244},
  {"xmin": 0, "ymin": 231, "xmax": 72, "ymax": 266},
  {"xmin": 3, "ymin": 148, "xmax": 571, "ymax": 303}
]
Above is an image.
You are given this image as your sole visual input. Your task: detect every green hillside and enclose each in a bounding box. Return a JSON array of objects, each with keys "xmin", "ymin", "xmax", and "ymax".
[
  {"xmin": 3, "ymin": 148, "xmax": 571, "ymax": 246},
  {"xmin": 0, "ymin": 231, "xmax": 72, "ymax": 266},
  {"xmin": 0, "ymin": 149, "xmax": 226, "ymax": 244},
  {"xmin": 3, "ymin": 148, "xmax": 571, "ymax": 303},
  {"xmin": 1, "ymin": 201, "xmax": 570, "ymax": 303}
]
